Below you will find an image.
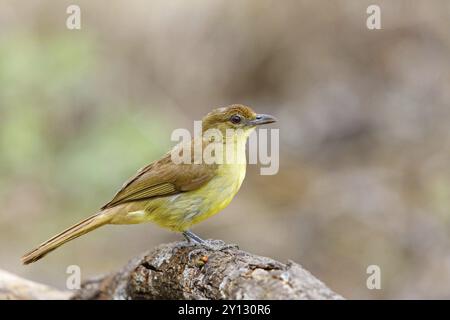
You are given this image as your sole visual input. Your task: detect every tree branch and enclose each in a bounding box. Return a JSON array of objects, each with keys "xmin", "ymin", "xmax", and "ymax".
[
  {"xmin": 72, "ymin": 240, "xmax": 343, "ymax": 300},
  {"xmin": 0, "ymin": 270, "xmax": 71, "ymax": 300},
  {"xmin": 1, "ymin": 240, "xmax": 343, "ymax": 300}
]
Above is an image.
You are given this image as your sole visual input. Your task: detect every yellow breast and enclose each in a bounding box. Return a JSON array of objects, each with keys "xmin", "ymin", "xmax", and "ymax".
[
  {"xmin": 190, "ymin": 162, "xmax": 247, "ymax": 221},
  {"xmin": 144, "ymin": 135, "xmax": 249, "ymax": 231}
]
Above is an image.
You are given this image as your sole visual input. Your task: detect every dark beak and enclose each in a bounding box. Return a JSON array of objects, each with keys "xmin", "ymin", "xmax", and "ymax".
[{"xmin": 249, "ymin": 114, "xmax": 277, "ymax": 126}]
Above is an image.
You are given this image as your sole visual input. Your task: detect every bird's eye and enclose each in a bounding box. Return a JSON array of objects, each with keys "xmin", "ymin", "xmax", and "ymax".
[{"xmin": 230, "ymin": 114, "xmax": 242, "ymax": 124}]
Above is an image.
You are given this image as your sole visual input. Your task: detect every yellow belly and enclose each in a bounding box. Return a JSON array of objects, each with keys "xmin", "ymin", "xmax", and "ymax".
[{"xmin": 138, "ymin": 163, "xmax": 246, "ymax": 231}]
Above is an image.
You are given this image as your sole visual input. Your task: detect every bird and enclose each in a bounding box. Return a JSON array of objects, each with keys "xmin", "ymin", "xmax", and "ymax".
[{"xmin": 21, "ymin": 104, "xmax": 277, "ymax": 264}]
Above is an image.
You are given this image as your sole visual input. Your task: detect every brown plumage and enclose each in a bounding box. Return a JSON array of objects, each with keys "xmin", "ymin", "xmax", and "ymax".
[
  {"xmin": 202, "ymin": 104, "xmax": 257, "ymax": 132},
  {"xmin": 102, "ymin": 151, "xmax": 218, "ymax": 210}
]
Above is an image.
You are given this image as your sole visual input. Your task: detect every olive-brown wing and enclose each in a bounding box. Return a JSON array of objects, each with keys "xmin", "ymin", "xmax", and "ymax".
[{"xmin": 101, "ymin": 152, "xmax": 217, "ymax": 209}]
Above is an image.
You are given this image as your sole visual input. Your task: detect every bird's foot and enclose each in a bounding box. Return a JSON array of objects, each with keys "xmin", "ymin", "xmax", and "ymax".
[{"xmin": 182, "ymin": 231, "xmax": 239, "ymax": 252}]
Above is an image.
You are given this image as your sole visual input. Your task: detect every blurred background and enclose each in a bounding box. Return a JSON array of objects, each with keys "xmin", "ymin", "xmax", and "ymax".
[{"xmin": 1, "ymin": 0, "xmax": 450, "ymax": 299}]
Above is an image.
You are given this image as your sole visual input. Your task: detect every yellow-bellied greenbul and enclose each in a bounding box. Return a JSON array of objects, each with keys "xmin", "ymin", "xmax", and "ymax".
[{"xmin": 22, "ymin": 104, "xmax": 276, "ymax": 264}]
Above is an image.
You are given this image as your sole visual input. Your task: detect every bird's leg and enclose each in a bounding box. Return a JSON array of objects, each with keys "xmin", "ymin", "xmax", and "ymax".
[
  {"xmin": 183, "ymin": 230, "xmax": 205, "ymax": 244},
  {"xmin": 182, "ymin": 230, "xmax": 208, "ymax": 261}
]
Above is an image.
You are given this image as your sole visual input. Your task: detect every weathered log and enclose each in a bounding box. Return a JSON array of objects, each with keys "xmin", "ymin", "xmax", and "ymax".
[
  {"xmin": 72, "ymin": 240, "xmax": 343, "ymax": 300},
  {"xmin": 0, "ymin": 240, "xmax": 343, "ymax": 300}
]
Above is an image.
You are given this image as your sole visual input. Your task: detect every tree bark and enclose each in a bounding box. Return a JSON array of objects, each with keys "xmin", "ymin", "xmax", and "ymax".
[{"xmin": 1, "ymin": 240, "xmax": 343, "ymax": 300}]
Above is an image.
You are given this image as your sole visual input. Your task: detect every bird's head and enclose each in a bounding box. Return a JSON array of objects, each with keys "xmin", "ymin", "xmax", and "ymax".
[{"xmin": 202, "ymin": 104, "xmax": 277, "ymax": 138}]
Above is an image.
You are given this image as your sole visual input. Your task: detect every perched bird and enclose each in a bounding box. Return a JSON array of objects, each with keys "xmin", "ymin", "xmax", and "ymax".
[{"xmin": 21, "ymin": 104, "xmax": 276, "ymax": 264}]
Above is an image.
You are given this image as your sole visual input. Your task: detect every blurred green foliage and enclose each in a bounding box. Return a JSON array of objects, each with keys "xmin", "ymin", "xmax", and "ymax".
[{"xmin": 0, "ymin": 33, "xmax": 171, "ymax": 211}]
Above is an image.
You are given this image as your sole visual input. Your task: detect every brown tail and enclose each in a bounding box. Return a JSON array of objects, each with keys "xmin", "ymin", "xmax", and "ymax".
[{"xmin": 21, "ymin": 211, "xmax": 112, "ymax": 265}]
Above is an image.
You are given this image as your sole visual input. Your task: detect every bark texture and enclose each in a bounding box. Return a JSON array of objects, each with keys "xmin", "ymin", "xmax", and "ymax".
[{"xmin": 72, "ymin": 240, "xmax": 343, "ymax": 300}]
